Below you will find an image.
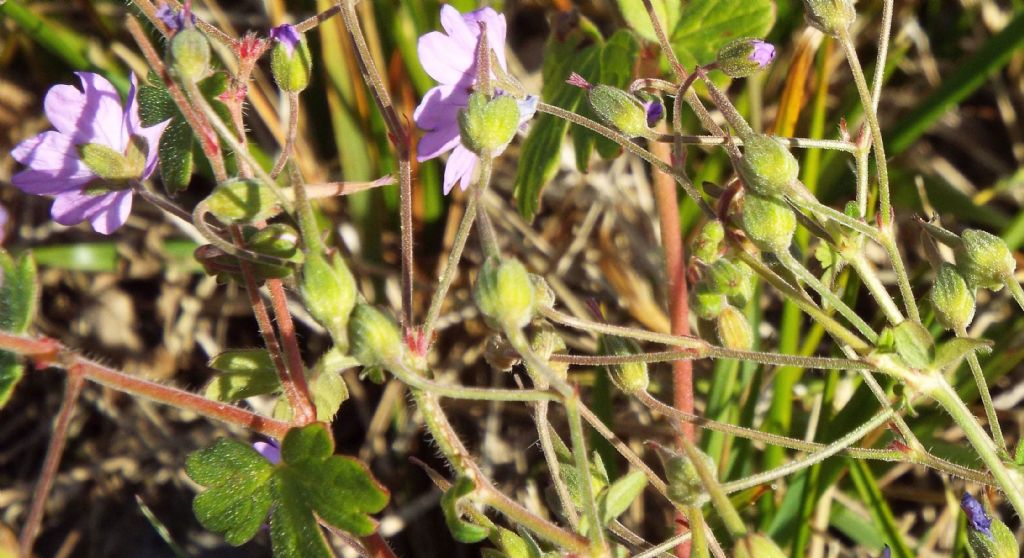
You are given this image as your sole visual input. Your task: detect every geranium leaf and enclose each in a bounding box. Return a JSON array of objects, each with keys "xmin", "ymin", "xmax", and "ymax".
[
  {"xmin": 598, "ymin": 469, "xmax": 648, "ymax": 524},
  {"xmin": 441, "ymin": 475, "xmax": 490, "ymax": 543},
  {"xmin": 186, "ymin": 439, "xmax": 275, "ymax": 546},
  {"xmin": 0, "ymin": 250, "xmax": 37, "ymax": 409},
  {"xmin": 616, "ymin": 0, "xmax": 680, "ymax": 44},
  {"xmin": 670, "ymin": 0, "xmax": 775, "ymax": 70},
  {"xmin": 205, "ymin": 348, "xmax": 281, "ymax": 401}
]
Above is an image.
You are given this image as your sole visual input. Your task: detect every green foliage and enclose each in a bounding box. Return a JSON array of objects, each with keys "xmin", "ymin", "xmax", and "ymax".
[
  {"xmin": 597, "ymin": 470, "xmax": 647, "ymax": 524},
  {"xmin": 187, "ymin": 424, "xmax": 388, "ymax": 554},
  {"xmin": 616, "ymin": 0, "xmax": 680, "ymax": 44},
  {"xmin": 0, "ymin": 250, "xmax": 38, "ymax": 408},
  {"xmin": 205, "ymin": 349, "xmax": 281, "ymax": 402},
  {"xmin": 670, "ymin": 0, "xmax": 776, "ymax": 70},
  {"xmin": 892, "ymin": 321, "xmax": 935, "ymax": 369},
  {"xmin": 205, "ymin": 179, "xmax": 282, "ymax": 223},
  {"xmin": 441, "ymin": 476, "xmax": 490, "ymax": 543}
]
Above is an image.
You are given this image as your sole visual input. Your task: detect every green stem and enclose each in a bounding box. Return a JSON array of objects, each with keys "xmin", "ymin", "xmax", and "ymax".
[
  {"xmin": 929, "ymin": 375, "xmax": 1024, "ymax": 517},
  {"xmin": 775, "ymin": 251, "xmax": 878, "ymax": 343},
  {"xmin": 678, "ymin": 437, "xmax": 746, "ymax": 537},
  {"xmin": 880, "ymin": 233, "xmax": 922, "ymax": 323},
  {"xmin": 422, "ymin": 176, "xmax": 482, "ymax": 337},
  {"xmin": 566, "ymin": 396, "xmax": 609, "ymax": 555},
  {"xmin": 536, "ymin": 402, "xmax": 581, "ymax": 527},
  {"xmin": 788, "ymin": 195, "xmax": 881, "ymax": 242},
  {"xmin": 956, "ymin": 325, "xmax": 1007, "ymax": 455},
  {"xmin": 1004, "ymin": 273, "xmax": 1024, "ymax": 313},
  {"xmin": 847, "ymin": 253, "xmax": 905, "ymax": 325}
]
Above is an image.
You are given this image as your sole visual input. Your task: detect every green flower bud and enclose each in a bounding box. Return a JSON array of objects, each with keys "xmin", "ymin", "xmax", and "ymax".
[
  {"xmin": 348, "ymin": 304, "xmax": 405, "ymax": 369},
  {"xmin": 716, "ymin": 306, "xmax": 753, "ymax": 351},
  {"xmin": 473, "ymin": 257, "xmax": 535, "ymax": 330},
  {"xmin": 706, "ymin": 259, "xmax": 755, "ymax": 306},
  {"xmin": 739, "ymin": 135, "xmax": 800, "ymax": 197},
  {"xmin": 663, "ymin": 449, "xmax": 715, "ymax": 506},
  {"xmin": 691, "ymin": 283, "xmax": 726, "ymax": 321},
  {"xmin": 170, "ymin": 27, "xmax": 211, "ymax": 81},
  {"xmin": 527, "ymin": 325, "xmax": 569, "ymax": 385},
  {"xmin": 458, "ymin": 93, "xmax": 521, "ymax": 157},
  {"xmin": 958, "ymin": 229, "xmax": 1016, "ymax": 291},
  {"xmin": 693, "ymin": 220, "xmax": 725, "ymax": 263},
  {"xmin": 717, "ymin": 38, "xmax": 776, "ymax": 78},
  {"xmin": 742, "ymin": 193, "xmax": 796, "ymax": 253},
  {"xmin": 801, "ymin": 0, "xmax": 856, "ymax": 37},
  {"xmin": 270, "ymin": 36, "xmax": 312, "ymax": 93},
  {"xmin": 529, "ymin": 273, "xmax": 556, "ymax": 312},
  {"xmin": 205, "ymin": 179, "xmax": 281, "ymax": 223},
  {"xmin": 733, "ymin": 534, "xmax": 787, "ymax": 558},
  {"xmin": 300, "ymin": 253, "xmax": 357, "ymax": 344},
  {"xmin": 245, "ymin": 223, "xmax": 301, "ymax": 261},
  {"xmin": 598, "ymin": 335, "xmax": 649, "ymax": 395},
  {"xmin": 586, "ymin": 84, "xmax": 650, "ymax": 139},
  {"xmin": 929, "ymin": 264, "xmax": 975, "ymax": 331}
]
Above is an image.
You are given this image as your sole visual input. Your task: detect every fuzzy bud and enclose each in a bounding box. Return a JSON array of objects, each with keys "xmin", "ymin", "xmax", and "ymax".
[
  {"xmin": 205, "ymin": 179, "xmax": 281, "ymax": 223},
  {"xmin": 169, "ymin": 27, "xmax": 211, "ymax": 81},
  {"xmin": 967, "ymin": 518, "xmax": 1018, "ymax": 558},
  {"xmin": 733, "ymin": 534, "xmax": 787, "ymax": 558},
  {"xmin": 717, "ymin": 38, "xmax": 776, "ymax": 78},
  {"xmin": 598, "ymin": 335, "xmax": 649, "ymax": 395},
  {"xmin": 571, "ymin": 75, "xmax": 650, "ymax": 139},
  {"xmin": 716, "ymin": 306, "xmax": 753, "ymax": 351},
  {"xmin": 739, "ymin": 135, "xmax": 800, "ymax": 197},
  {"xmin": 742, "ymin": 193, "xmax": 796, "ymax": 253},
  {"xmin": 691, "ymin": 284, "xmax": 726, "ymax": 321},
  {"xmin": 958, "ymin": 229, "xmax": 1016, "ymax": 291},
  {"xmin": 706, "ymin": 259, "xmax": 756, "ymax": 306},
  {"xmin": 802, "ymin": 0, "xmax": 856, "ymax": 37},
  {"xmin": 527, "ymin": 325, "xmax": 569, "ymax": 385},
  {"xmin": 270, "ymin": 25, "xmax": 312, "ymax": 93},
  {"xmin": 474, "ymin": 257, "xmax": 535, "ymax": 330},
  {"xmin": 929, "ymin": 264, "xmax": 975, "ymax": 331},
  {"xmin": 246, "ymin": 224, "xmax": 301, "ymax": 260},
  {"xmin": 663, "ymin": 448, "xmax": 715, "ymax": 506},
  {"xmin": 693, "ymin": 221, "xmax": 725, "ymax": 263},
  {"xmin": 300, "ymin": 253, "xmax": 357, "ymax": 344},
  {"xmin": 348, "ymin": 304, "xmax": 405, "ymax": 369},
  {"xmin": 458, "ymin": 93, "xmax": 521, "ymax": 157}
]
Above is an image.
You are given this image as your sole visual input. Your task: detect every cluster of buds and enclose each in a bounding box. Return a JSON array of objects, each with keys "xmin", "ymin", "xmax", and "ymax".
[{"xmin": 689, "ymin": 222, "xmax": 756, "ymax": 351}]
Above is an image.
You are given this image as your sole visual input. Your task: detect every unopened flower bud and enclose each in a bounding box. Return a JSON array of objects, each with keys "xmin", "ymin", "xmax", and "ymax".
[
  {"xmin": 958, "ymin": 229, "xmax": 1016, "ymax": 291},
  {"xmin": 706, "ymin": 259, "xmax": 755, "ymax": 306},
  {"xmin": 568, "ymin": 73, "xmax": 650, "ymax": 139},
  {"xmin": 693, "ymin": 221, "xmax": 725, "ymax": 263},
  {"xmin": 270, "ymin": 24, "xmax": 312, "ymax": 93},
  {"xmin": 802, "ymin": 0, "xmax": 856, "ymax": 37},
  {"xmin": 717, "ymin": 38, "xmax": 776, "ymax": 78},
  {"xmin": 644, "ymin": 99, "xmax": 664, "ymax": 127},
  {"xmin": 733, "ymin": 534, "xmax": 787, "ymax": 558},
  {"xmin": 300, "ymin": 253, "xmax": 357, "ymax": 344},
  {"xmin": 205, "ymin": 178, "xmax": 281, "ymax": 223},
  {"xmin": 348, "ymin": 304, "xmax": 405, "ymax": 369},
  {"xmin": 598, "ymin": 335, "xmax": 649, "ymax": 395},
  {"xmin": 527, "ymin": 325, "xmax": 569, "ymax": 384},
  {"xmin": 662, "ymin": 448, "xmax": 715, "ymax": 506},
  {"xmin": 529, "ymin": 273, "xmax": 556, "ymax": 312},
  {"xmin": 929, "ymin": 264, "xmax": 975, "ymax": 331},
  {"xmin": 170, "ymin": 27, "xmax": 211, "ymax": 81},
  {"xmin": 691, "ymin": 283, "xmax": 726, "ymax": 320},
  {"xmin": 716, "ymin": 306, "xmax": 753, "ymax": 351},
  {"xmin": 742, "ymin": 193, "xmax": 796, "ymax": 253},
  {"xmin": 739, "ymin": 135, "xmax": 800, "ymax": 197},
  {"xmin": 458, "ymin": 93, "xmax": 521, "ymax": 157},
  {"xmin": 245, "ymin": 223, "xmax": 301, "ymax": 260},
  {"xmin": 961, "ymin": 493, "xmax": 1016, "ymax": 558},
  {"xmin": 474, "ymin": 257, "xmax": 535, "ymax": 330}
]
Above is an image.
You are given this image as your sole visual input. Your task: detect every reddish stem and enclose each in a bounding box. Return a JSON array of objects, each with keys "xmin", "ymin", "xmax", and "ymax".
[
  {"xmin": 0, "ymin": 332, "xmax": 291, "ymax": 438},
  {"xmin": 18, "ymin": 368, "xmax": 84, "ymax": 557},
  {"xmin": 266, "ymin": 278, "xmax": 316, "ymax": 423},
  {"xmin": 360, "ymin": 533, "xmax": 399, "ymax": 558}
]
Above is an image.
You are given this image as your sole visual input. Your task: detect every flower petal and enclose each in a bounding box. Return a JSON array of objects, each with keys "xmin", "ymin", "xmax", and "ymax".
[
  {"xmin": 89, "ymin": 190, "xmax": 133, "ymax": 235},
  {"xmin": 417, "ymin": 122, "xmax": 461, "ymax": 162},
  {"xmin": 50, "ymin": 189, "xmax": 132, "ymax": 234},
  {"xmin": 11, "ymin": 131, "xmax": 88, "ymax": 174},
  {"xmin": 442, "ymin": 144, "xmax": 478, "ymax": 195},
  {"xmin": 417, "ymin": 31, "xmax": 474, "ymax": 85},
  {"xmin": 11, "ymin": 169, "xmax": 96, "ymax": 196},
  {"xmin": 461, "ymin": 7, "xmax": 507, "ymax": 71},
  {"xmin": 74, "ymin": 72, "xmax": 128, "ymax": 151},
  {"xmin": 413, "ymin": 84, "xmax": 468, "ymax": 130},
  {"xmin": 43, "ymin": 84, "xmax": 92, "ymax": 144}
]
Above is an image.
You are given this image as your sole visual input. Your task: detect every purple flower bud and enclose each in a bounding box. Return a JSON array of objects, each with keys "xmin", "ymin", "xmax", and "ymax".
[
  {"xmin": 644, "ymin": 100, "xmax": 664, "ymax": 127},
  {"xmin": 749, "ymin": 40, "xmax": 776, "ymax": 69},
  {"xmin": 155, "ymin": 3, "xmax": 194, "ymax": 32},
  {"xmin": 253, "ymin": 439, "xmax": 281, "ymax": 465},
  {"xmin": 961, "ymin": 492, "xmax": 993, "ymax": 537},
  {"xmin": 880, "ymin": 546, "xmax": 891, "ymax": 558},
  {"xmin": 565, "ymin": 72, "xmax": 592, "ymax": 90},
  {"xmin": 269, "ymin": 23, "xmax": 302, "ymax": 56}
]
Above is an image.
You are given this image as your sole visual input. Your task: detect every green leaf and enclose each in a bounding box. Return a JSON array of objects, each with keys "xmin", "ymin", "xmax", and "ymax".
[
  {"xmin": 270, "ymin": 475, "xmax": 335, "ymax": 558},
  {"xmin": 598, "ymin": 470, "xmax": 647, "ymax": 524},
  {"xmin": 204, "ymin": 349, "xmax": 281, "ymax": 402},
  {"xmin": 309, "ymin": 366, "xmax": 349, "ymax": 422},
  {"xmin": 0, "ymin": 353, "xmax": 24, "ymax": 409},
  {"xmin": 892, "ymin": 321, "xmax": 935, "ymax": 369},
  {"xmin": 441, "ymin": 476, "xmax": 490, "ymax": 543},
  {"xmin": 616, "ymin": 0, "xmax": 680, "ymax": 44},
  {"xmin": 932, "ymin": 338, "xmax": 993, "ymax": 372},
  {"xmin": 513, "ymin": 26, "xmax": 599, "ymax": 220},
  {"xmin": 494, "ymin": 527, "xmax": 531, "ymax": 558},
  {"xmin": 275, "ymin": 424, "xmax": 389, "ymax": 537},
  {"xmin": 186, "ymin": 439, "xmax": 275, "ymax": 546},
  {"xmin": 0, "ymin": 250, "xmax": 38, "ymax": 334},
  {"xmin": 670, "ymin": 0, "xmax": 776, "ymax": 70}
]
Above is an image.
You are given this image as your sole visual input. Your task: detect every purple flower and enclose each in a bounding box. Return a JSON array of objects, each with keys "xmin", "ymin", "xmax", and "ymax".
[
  {"xmin": 269, "ymin": 23, "xmax": 302, "ymax": 56},
  {"xmin": 253, "ymin": 439, "xmax": 281, "ymax": 465},
  {"xmin": 155, "ymin": 3, "xmax": 193, "ymax": 32},
  {"xmin": 749, "ymin": 40, "xmax": 776, "ymax": 69},
  {"xmin": 0, "ymin": 203, "xmax": 7, "ymax": 246},
  {"xmin": 644, "ymin": 100, "xmax": 664, "ymax": 127},
  {"xmin": 414, "ymin": 4, "xmax": 534, "ymax": 195},
  {"xmin": 10, "ymin": 73, "xmax": 169, "ymax": 235},
  {"xmin": 879, "ymin": 546, "xmax": 891, "ymax": 558},
  {"xmin": 961, "ymin": 492, "xmax": 992, "ymax": 537}
]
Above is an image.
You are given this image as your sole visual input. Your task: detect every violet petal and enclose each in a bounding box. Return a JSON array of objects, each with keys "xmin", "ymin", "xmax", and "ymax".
[{"xmin": 443, "ymin": 144, "xmax": 478, "ymax": 195}]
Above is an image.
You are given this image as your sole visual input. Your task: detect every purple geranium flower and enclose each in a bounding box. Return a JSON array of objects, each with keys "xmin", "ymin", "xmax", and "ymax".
[
  {"xmin": 0, "ymin": 203, "xmax": 7, "ymax": 246},
  {"xmin": 749, "ymin": 40, "xmax": 776, "ymax": 69},
  {"xmin": 155, "ymin": 3, "xmax": 194, "ymax": 33},
  {"xmin": 253, "ymin": 439, "xmax": 281, "ymax": 465},
  {"xmin": 644, "ymin": 100, "xmax": 664, "ymax": 127},
  {"xmin": 10, "ymin": 73, "xmax": 169, "ymax": 235},
  {"xmin": 961, "ymin": 492, "xmax": 992, "ymax": 537},
  {"xmin": 413, "ymin": 4, "xmax": 534, "ymax": 195},
  {"xmin": 269, "ymin": 23, "xmax": 302, "ymax": 55}
]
